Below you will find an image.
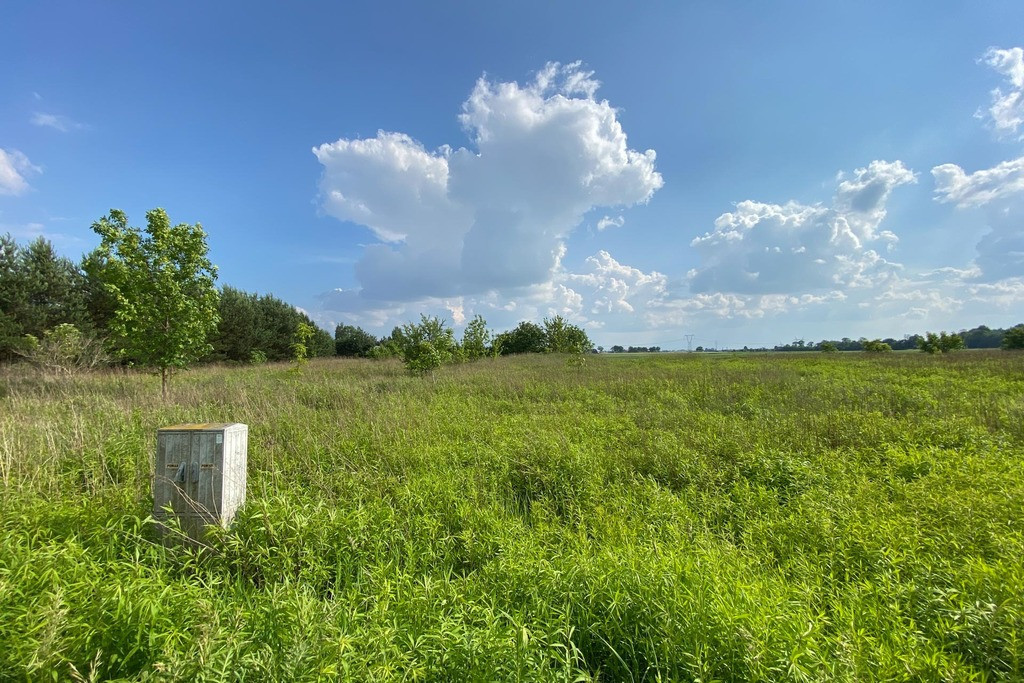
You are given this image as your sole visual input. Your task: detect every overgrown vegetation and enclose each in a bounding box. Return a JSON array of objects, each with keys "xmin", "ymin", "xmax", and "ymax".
[{"xmin": 1, "ymin": 352, "xmax": 1022, "ymax": 680}]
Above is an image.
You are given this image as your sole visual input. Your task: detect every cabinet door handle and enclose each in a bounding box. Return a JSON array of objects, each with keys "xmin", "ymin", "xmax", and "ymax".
[
  {"xmin": 191, "ymin": 462, "xmax": 200, "ymax": 483},
  {"xmin": 175, "ymin": 462, "xmax": 186, "ymax": 484}
]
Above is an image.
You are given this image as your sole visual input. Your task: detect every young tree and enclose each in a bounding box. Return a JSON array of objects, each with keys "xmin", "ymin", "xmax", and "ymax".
[
  {"xmin": 542, "ymin": 315, "xmax": 591, "ymax": 354},
  {"xmin": 91, "ymin": 209, "xmax": 219, "ymax": 396},
  {"xmin": 461, "ymin": 314, "xmax": 490, "ymax": 360},
  {"xmin": 495, "ymin": 321, "xmax": 547, "ymax": 355}
]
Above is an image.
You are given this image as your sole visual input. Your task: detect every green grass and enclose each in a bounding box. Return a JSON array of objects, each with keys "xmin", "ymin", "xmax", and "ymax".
[{"xmin": 2, "ymin": 352, "xmax": 1023, "ymax": 681}]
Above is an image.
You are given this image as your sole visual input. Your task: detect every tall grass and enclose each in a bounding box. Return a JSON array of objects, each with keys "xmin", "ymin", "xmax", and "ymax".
[{"xmin": 1, "ymin": 352, "xmax": 1023, "ymax": 680}]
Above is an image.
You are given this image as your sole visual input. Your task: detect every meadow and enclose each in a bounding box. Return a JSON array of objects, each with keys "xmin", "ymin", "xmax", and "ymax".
[{"xmin": 1, "ymin": 351, "xmax": 1023, "ymax": 681}]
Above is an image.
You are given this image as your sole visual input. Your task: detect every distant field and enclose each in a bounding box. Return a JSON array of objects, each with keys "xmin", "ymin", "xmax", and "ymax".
[{"xmin": 2, "ymin": 352, "xmax": 1023, "ymax": 680}]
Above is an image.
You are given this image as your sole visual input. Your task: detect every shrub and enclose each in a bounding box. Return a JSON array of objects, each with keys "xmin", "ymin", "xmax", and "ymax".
[{"xmin": 863, "ymin": 339, "xmax": 893, "ymax": 353}]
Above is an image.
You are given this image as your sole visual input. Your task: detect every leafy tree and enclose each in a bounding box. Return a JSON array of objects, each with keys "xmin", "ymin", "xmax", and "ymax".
[
  {"xmin": 1003, "ymin": 324, "xmax": 1024, "ymax": 350},
  {"xmin": 610, "ymin": 345, "xmax": 625, "ymax": 353},
  {"xmin": 394, "ymin": 315, "xmax": 458, "ymax": 375},
  {"xmin": 90, "ymin": 209, "xmax": 219, "ymax": 396},
  {"xmin": 495, "ymin": 321, "xmax": 547, "ymax": 355},
  {"xmin": 820, "ymin": 341, "xmax": 839, "ymax": 353},
  {"xmin": 335, "ymin": 323, "xmax": 377, "ymax": 357},
  {"xmin": 863, "ymin": 339, "xmax": 893, "ymax": 353},
  {"xmin": 917, "ymin": 331, "xmax": 965, "ymax": 354},
  {"xmin": 291, "ymin": 322, "xmax": 314, "ymax": 368},
  {"xmin": 543, "ymin": 315, "xmax": 591, "ymax": 354},
  {"xmin": 461, "ymin": 315, "xmax": 490, "ymax": 360}
]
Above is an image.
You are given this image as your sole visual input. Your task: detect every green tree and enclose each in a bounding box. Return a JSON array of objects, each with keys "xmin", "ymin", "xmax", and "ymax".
[
  {"xmin": 334, "ymin": 323, "xmax": 378, "ymax": 357},
  {"xmin": 820, "ymin": 341, "xmax": 839, "ymax": 353},
  {"xmin": 1002, "ymin": 324, "xmax": 1024, "ymax": 350},
  {"xmin": 208, "ymin": 285, "xmax": 258, "ymax": 362},
  {"xmin": 542, "ymin": 315, "xmax": 591, "ymax": 354},
  {"xmin": 461, "ymin": 315, "xmax": 490, "ymax": 360},
  {"xmin": 395, "ymin": 315, "xmax": 458, "ymax": 375},
  {"xmin": 291, "ymin": 322, "xmax": 314, "ymax": 368},
  {"xmin": 1, "ymin": 234, "xmax": 91, "ymax": 360},
  {"xmin": 495, "ymin": 321, "xmax": 547, "ymax": 355},
  {"xmin": 91, "ymin": 209, "xmax": 220, "ymax": 396},
  {"xmin": 863, "ymin": 339, "xmax": 893, "ymax": 353},
  {"xmin": 917, "ymin": 331, "xmax": 965, "ymax": 354}
]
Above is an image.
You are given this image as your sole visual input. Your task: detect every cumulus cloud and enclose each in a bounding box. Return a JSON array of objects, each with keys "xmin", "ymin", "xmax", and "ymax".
[
  {"xmin": 0, "ymin": 148, "xmax": 40, "ymax": 196},
  {"xmin": 932, "ymin": 156, "xmax": 1024, "ymax": 207},
  {"xmin": 30, "ymin": 112, "xmax": 87, "ymax": 132},
  {"xmin": 688, "ymin": 160, "xmax": 916, "ymax": 294},
  {"xmin": 313, "ymin": 61, "xmax": 662, "ymax": 301},
  {"xmin": 979, "ymin": 47, "xmax": 1024, "ymax": 139}
]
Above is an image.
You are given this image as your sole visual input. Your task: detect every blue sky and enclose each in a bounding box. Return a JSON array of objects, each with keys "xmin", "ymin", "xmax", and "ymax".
[{"xmin": 2, "ymin": 2, "xmax": 1023, "ymax": 348}]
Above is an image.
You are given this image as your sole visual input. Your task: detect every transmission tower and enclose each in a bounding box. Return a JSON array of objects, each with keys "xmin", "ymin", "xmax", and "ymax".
[{"xmin": 684, "ymin": 334, "xmax": 695, "ymax": 352}]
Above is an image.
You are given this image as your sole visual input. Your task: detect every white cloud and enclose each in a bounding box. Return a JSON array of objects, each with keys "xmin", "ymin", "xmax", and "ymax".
[
  {"xmin": 596, "ymin": 215, "xmax": 625, "ymax": 231},
  {"xmin": 979, "ymin": 47, "xmax": 1024, "ymax": 139},
  {"xmin": 688, "ymin": 160, "xmax": 916, "ymax": 294},
  {"xmin": 313, "ymin": 61, "xmax": 662, "ymax": 302},
  {"xmin": 932, "ymin": 156, "xmax": 1024, "ymax": 207},
  {"xmin": 0, "ymin": 148, "xmax": 40, "ymax": 196},
  {"xmin": 30, "ymin": 112, "xmax": 87, "ymax": 133}
]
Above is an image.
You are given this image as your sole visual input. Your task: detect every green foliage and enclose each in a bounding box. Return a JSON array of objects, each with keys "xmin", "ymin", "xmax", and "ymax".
[
  {"xmin": 1003, "ymin": 324, "xmax": 1024, "ymax": 350},
  {"xmin": 820, "ymin": 340, "xmax": 839, "ymax": 353},
  {"xmin": 18, "ymin": 324, "xmax": 106, "ymax": 377},
  {"xmin": 495, "ymin": 321, "xmax": 547, "ymax": 355},
  {"xmin": 0, "ymin": 234, "xmax": 92, "ymax": 360},
  {"xmin": 3, "ymin": 353, "xmax": 1024, "ymax": 678},
  {"xmin": 290, "ymin": 322, "xmax": 315, "ymax": 368},
  {"xmin": 918, "ymin": 331, "xmax": 966, "ymax": 354},
  {"xmin": 542, "ymin": 315, "xmax": 591, "ymax": 354},
  {"xmin": 90, "ymin": 209, "xmax": 220, "ymax": 395},
  {"xmin": 334, "ymin": 323, "xmax": 377, "ymax": 357},
  {"xmin": 249, "ymin": 349, "xmax": 267, "ymax": 365},
  {"xmin": 394, "ymin": 315, "xmax": 458, "ymax": 375},
  {"xmin": 863, "ymin": 339, "xmax": 893, "ymax": 353},
  {"xmin": 461, "ymin": 314, "xmax": 490, "ymax": 361}
]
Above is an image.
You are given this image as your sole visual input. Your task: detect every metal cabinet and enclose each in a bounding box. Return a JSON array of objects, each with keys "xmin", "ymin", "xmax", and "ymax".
[{"xmin": 154, "ymin": 422, "xmax": 247, "ymax": 542}]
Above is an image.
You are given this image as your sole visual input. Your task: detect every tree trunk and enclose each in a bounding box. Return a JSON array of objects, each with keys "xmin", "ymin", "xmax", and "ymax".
[{"xmin": 161, "ymin": 367, "xmax": 167, "ymax": 398}]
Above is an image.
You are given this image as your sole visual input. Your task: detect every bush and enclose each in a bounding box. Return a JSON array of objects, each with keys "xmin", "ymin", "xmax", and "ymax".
[
  {"xmin": 863, "ymin": 339, "xmax": 893, "ymax": 353},
  {"xmin": 1002, "ymin": 325, "xmax": 1024, "ymax": 350},
  {"xmin": 18, "ymin": 324, "xmax": 107, "ymax": 376}
]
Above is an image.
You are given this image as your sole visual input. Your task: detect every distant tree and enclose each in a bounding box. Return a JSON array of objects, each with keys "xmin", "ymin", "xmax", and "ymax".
[
  {"xmin": 1003, "ymin": 324, "xmax": 1024, "ymax": 350},
  {"xmin": 461, "ymin": 315, "xmax": 490, "ymax": 360},
  {"xmin": 90, "ymin": 208, "xmax": 219, "ymax": 396},
  {"xmin": 543, "ymin": 315, "xmax": 591, "ymax": 354},
  {"xmin": 334, "ymin": 323, "xmax": 377, "ymax": 357},
  {"xmin": 695, "ymin": 346, "xmax": 704, "ymax": 352},
  {"xmin": 609, "ymin": 345, "xmax": 624, "ymax": 353},
  {"xmin": 863, "ymin": 339, "xmax": 893, "ymax": 353},
  {"xmin": 820, "ymin": 341, "xmax": 839, "ymax": 353},
  {"xmin": 208, "ymin": 286, "xmax": 258, "ymax": 362},
  {"xmin": 495, "ymin": 321, "xmax": 547, "ymax": 355},
  {"xmin": 1, "ymin": 234, "xmax": 91, "ymax": 360},
  {"xmin": 918, "ymin": 331, "xmax": 965, "ymax": 354}
]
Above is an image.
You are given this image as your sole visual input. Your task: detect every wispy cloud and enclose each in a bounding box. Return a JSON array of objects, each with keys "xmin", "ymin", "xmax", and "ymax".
[
  {"xmin": 0, "ymin": 148, "xmax": 41, "ymax": 196},
  {"xmin": 31, "ymin": 112, "xmax": 87, "ymax": 132}
]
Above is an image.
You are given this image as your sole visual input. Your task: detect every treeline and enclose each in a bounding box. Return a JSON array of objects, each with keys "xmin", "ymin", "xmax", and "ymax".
[
  {"xmin": 0, "ymin": 234, "xmax": 331, "ymax": 366},
  {"xmin": 335, "ymin": 316, "xmax": 593, "ymax": 371},
  {"xmin": 773, "ymin": 324, "xmax": 1023, "ymax": 352},
  {"xmin": 607, "ymin": 345, "xmax": 662, "ymax": 353}
]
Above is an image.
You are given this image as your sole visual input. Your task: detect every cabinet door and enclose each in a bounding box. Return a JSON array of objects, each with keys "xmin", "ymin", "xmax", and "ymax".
[
  {"xmin": 194, "ymin": 432, "xmax": 223, "ymax": 516},
  {"xmin": 156, "ymin": 432, "xmax": 192, "ymax": 513}
]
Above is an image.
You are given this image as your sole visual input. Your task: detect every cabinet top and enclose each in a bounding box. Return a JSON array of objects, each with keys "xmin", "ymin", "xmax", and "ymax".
[{"xmin": 158, "ymin": 422, "xmax": 245, "ymax": 432}]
